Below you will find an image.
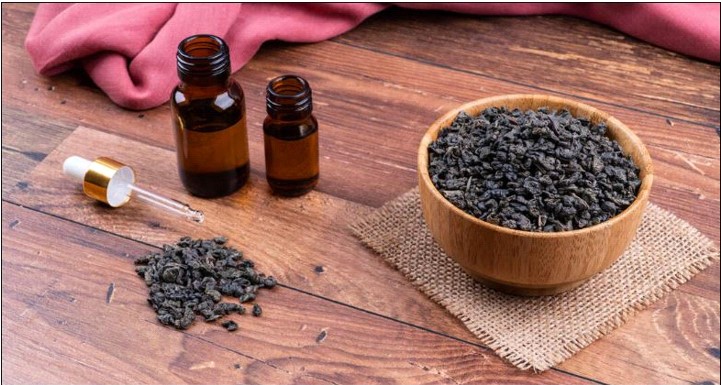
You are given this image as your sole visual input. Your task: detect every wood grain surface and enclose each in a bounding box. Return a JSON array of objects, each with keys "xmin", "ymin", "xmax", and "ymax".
[
  {"xmin": 3, "ymin": 203, "xmax": 591, "ymax": 385},
  {"xmin": 336, "ymin": 8, "xmax": 721, "ymax": 126},
  {"xmin": 2, "ymin": 3, "xmax": 719, "ymax": 385}
]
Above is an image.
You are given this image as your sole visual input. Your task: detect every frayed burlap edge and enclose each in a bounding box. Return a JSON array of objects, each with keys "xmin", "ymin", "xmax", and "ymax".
[{"xmin": 350, "ymin": 188, "xmax": 719, "ymax": 372}]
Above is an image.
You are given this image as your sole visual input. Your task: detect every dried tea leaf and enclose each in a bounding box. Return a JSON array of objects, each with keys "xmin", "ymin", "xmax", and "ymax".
[
  {"xmin": 106, "ymin": 282, "xmax": 115, "ymax": 304},
  {"xmin": 428, "ymin": 108, "xmax": 640, "ymax": 232},
  {"xmin": 316, "ymin": 328, "xmax": 328, "ymax": 343},
  {"xmin": 135, "ymin": 237, "xmax": 276, "ymax": 330},
  {"xmin": 222, "ymin": 320, "xmax": 238, "ymax": 332}
]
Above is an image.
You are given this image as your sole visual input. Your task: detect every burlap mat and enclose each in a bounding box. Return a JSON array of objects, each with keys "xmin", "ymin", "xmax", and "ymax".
[{"xmin": 350, "ymin": 189, "xmax": 719, "ymax": 372}]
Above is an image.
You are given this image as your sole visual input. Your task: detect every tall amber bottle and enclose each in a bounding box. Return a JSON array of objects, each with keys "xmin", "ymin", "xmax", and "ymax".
[
  {"xmin": 171, "ymin": 35, "xmax": 249, "ymax": 198},
  {"xmin": 263, "ymin": 75, "xmax": 319, "ymax": 196}
]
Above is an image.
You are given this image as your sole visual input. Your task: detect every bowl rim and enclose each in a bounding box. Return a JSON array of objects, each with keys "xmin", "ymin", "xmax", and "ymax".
[{"xmin": 417, "ymin": 94, "xmax": 654, "ymax": 239}]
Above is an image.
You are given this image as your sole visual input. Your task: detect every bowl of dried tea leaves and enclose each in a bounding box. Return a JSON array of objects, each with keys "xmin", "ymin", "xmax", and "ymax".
[{"xmin": 417, "ymin": 94, "xmax": 653, "ymax": 296}]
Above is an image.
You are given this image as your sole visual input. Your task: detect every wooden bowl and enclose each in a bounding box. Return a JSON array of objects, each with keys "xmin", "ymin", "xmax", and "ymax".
[{"xmin": 417, "ymin": 94, "xmax": 653, "ymax": 296}]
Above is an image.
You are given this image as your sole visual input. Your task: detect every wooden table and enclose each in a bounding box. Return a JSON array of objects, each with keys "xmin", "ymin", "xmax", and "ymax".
[{"xmin": 2, "ymin": 4, "xmax": 719, "ymax": 384}]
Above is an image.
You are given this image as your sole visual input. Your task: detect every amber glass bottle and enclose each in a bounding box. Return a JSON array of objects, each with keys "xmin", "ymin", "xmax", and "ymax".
[
  {"xmin": 263, "ymin": 75, "xmax": 319, "ymax": 196},
  {"xmin": 171, "ymin": 35, "xmax": 249, "ymax": 198}
]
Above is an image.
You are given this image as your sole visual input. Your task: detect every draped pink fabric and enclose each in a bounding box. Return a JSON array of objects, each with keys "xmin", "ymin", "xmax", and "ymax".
[{"xmin": 25, "ymin": 3, "xmax": 720, "ymax": 110}]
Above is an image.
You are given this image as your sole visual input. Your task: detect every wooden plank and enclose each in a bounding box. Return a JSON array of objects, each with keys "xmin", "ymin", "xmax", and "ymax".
[
  {"xmin": 559, "ymin": 291, "xmax": 720, "ymax": 385},
  {"xmin": 1, "ymin": 106, "xmax": 75, "ymax": 194},
  {"xmin": 7, "ymin": 126, "xmax": 720, "ymax": 384},
  {"xmin": 335, "ymin": 8, "xmax": 721, "ymax": 126},
  {"xmin": 1, "ymin": 202, "xmax": 589, "ymax": 384},
  {"xmin": 2, "ymin": 298, "xmax": 306, "ymax": 385}
]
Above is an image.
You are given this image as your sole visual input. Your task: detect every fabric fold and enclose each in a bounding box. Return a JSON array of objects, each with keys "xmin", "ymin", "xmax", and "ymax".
[{"xmin": 25, "ymin": 3, "xmax": 720, "ymax": 110}]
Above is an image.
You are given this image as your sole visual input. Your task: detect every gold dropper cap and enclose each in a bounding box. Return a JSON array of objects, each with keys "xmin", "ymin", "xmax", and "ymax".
[
  {"xmin": 84, "ymin": 157, "xmax": 135, "ymax": 207},
  {"xmin": 64, "ymin": 156, "xmax": 135, "ymax": 207}
]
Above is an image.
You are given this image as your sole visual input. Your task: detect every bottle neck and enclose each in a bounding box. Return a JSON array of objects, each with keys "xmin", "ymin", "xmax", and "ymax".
[
  {"xmin": 266, "ymin": 75, "xmax": 313, "ymax": 121},
  {"xmin": 176, "ymin": 34, "xmax": 231, "ymax": 87}
]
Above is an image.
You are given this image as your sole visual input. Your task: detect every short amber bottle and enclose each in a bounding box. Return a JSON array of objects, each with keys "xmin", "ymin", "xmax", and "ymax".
[
  {"xmin": 263, "ymin": 75, "xmax": 319, "ymax": 196},
  {"xmin": 171, "ymin": 35, "xmax": 250, "ymax": 198}
]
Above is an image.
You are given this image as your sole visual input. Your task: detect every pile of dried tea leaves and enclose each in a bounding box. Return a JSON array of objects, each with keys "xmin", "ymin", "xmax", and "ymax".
[
  {"xmin": 428, "ymin": 107, "xmax": 641, "ymax": 232},
  {"xmin": 134, "ymin": 236, "xmax": 275, "ymax": 330}
]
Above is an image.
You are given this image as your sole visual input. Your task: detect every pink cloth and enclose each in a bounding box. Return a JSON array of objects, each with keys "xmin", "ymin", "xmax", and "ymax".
[{"xmin": 26, "ymin": 3, "xmax": 720, "ymax": 110}]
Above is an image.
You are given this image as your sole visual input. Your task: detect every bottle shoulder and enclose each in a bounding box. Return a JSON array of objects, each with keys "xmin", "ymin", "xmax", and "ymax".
[
  {"xmin": 263, "ymin": 114, "xmax": 317, "ymax": 139},
  {"xmin": 172, "ymin": 85, "xmax": 246, "ymax": 114},
  {"xmin": 172, "ymin": 81, "xmax": 247, "ymax": 132},
  {"xmin": 172, "ymin": 80, "xmax": 245, "ymax": 106},
  {"xmin": 264, "ymin": 114, "xmax": 317, "ymax": 128},
  {"xmin": 228, "ymin": 79, "xmax": 245, "ymax": 100}
]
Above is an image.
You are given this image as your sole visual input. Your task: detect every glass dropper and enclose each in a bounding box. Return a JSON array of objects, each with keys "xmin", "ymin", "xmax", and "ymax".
[
  {"xmin": 129, "ymin": 184, "xmax": 204, "ymax": 223},
  {"xmin": 62, "ymin": 155, "xmax": 205, "ymax": 223}
]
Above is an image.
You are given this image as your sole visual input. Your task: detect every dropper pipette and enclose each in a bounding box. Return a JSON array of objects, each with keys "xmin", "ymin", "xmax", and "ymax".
[
  {"xmin": 129, "ymin": 184, "xmax": 204, "ymax": 223},
  {"xmin": 63, "ymin": 156, "xmax": 204, "ymax": 223}
]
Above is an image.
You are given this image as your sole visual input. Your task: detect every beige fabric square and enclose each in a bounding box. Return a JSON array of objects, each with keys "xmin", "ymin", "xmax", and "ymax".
[{"xmin": 351, "ymin": 189, "xmax": 719, "ymax": 371}]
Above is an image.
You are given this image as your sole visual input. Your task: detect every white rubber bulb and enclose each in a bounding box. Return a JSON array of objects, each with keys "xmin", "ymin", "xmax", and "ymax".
[{"xmin": 63, "ymin": 156, "xmax": 92, "ymax": 181}]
